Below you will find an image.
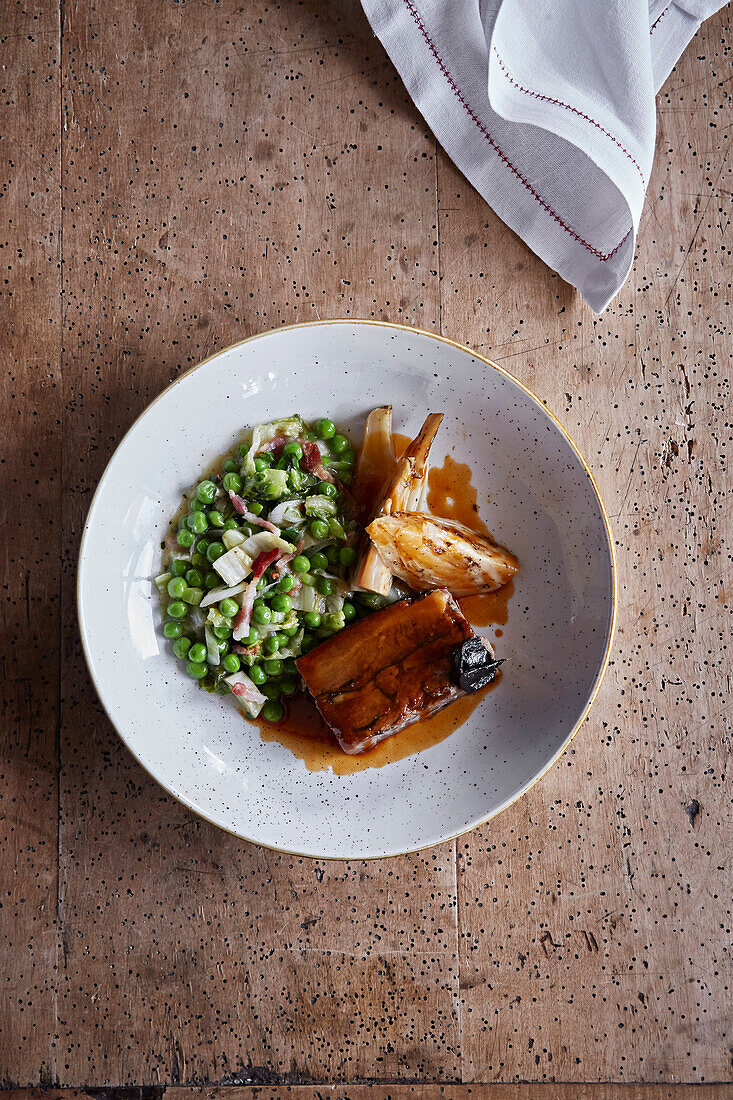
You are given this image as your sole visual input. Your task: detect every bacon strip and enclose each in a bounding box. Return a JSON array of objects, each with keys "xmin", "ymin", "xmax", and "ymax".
[
  {"xmin": 258, "ymin": 436, "xmax": 287, "ymax": 458},
  {"xmin": 301, "ymin": 440, "xmax": 334, "ymax": 483},
  {"xmin": 252, "ymin": 548, "xmax": 281, "ymax": 579},
  {"xmin": 229, "ymin": 489, "xmax": 278, "ymax": 532},
  {"xmin": 232, "ymin": 577, "xmax": 258, "ymax": 641}
]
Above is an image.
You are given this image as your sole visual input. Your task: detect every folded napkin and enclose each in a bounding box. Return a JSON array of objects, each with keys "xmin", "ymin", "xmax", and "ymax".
[{"xmin": 360, "ymin": 0, "xmax": 724, "ymax": 311}]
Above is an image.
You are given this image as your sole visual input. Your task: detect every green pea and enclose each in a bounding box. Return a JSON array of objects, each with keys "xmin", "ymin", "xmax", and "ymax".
[
  {"xmin": 191, "ymin": 552, "xmax": 208, "ymax": 570},
  {"xmin": 223, "ymin": 472, "xmax": 243, "ymax": 493},
  {"xmin": 309, "ymin": 551, "xmax": 328, "ymax": 571},
  {"xmin": 324, "ymin": 545, "xmax": 340, "ymax": 566},
  {"xmin": 279, "ymin": 676, "xmax": 298, "ymax": 697},
  {"xmin": 263, "ymin": 658, "xmax": 283, "ymax": 677},
  {"xmin": 219, "ymin": 597, "xmax": 239, "ymax": 618},
  {"xmin": 177, "ymin": 528, "xmax": 194, "ymax": 549},
  {"xmin": 253, "ymin": 602, "xmax": 272, "ymax": 625},
  {"xmin": 277, "ymin": 574, "xmax": 295, "ymax": 593},
  {"xmin": 187, "ymin": 642, "xmax": 206, "ymax": 664},
  {"xmin": 281, "ymin": 526, "xmax": 302, "ymax": 543},
  {"xmin": 325, "ymin": 611, "xmax": 346, "ymax": 632},
  {"xmin": 254, "ymin": 456, "xmax": 271, "ymax": 473},
  {"xmin": 338, "ymin": 546, "xmax": 356, "ymax": 567},
  {"xmin": 358, "ymin": 591, "xmax": 382, "ymax": 608},
  {"xmin": 216, "ymin": 638, "xmax": 229, "ymax": 656},
  {"xmin": 167, "ymin": 600, "xmax": 187, "ymax": 619},
  {"xmin": 256, "ymin": 576, "xmax": 268, "ymax": 592},
  {"xmin": 172, "ymin": 636, "xmax": 191, "ymax": 659},
  {"xmin": 222, "ymin": 653, "xmax": 240, "ymax": 674},
  {"xmin": 206, "ymin": 541, "xmax": 225, "ymax": 563},
  {"xmin": 248, "ymin": 500, "xmax": 264, "ymax": 516},
  {"xmin": 283, "ymin": 657, "xmax": 299, "ymax": 673},
  {"xmin": 270, "ymin": 593, "xmax": 292, "ymax": 614},
  {"xmin": 316, "ymin": 576, "xmax": 334, "ymax": 596},
  {"xmin": 222, "ymin": 458, "xmax": 238, "ymax": 474},
  {"xmin": 189, "ymin": 498, "xmax": 206, "ymax": 513},
  {"xmin": 318, "ymin": 481, "xmax": 338, "ymax": 498},
  {"xmin": 280, "ymin": 624, "xmax": 299, "ymax": 638},
  {"xmin": 187, "ymin": 510, "xmax": 209, "ymax": 534},
  {"xmin": 292, "ymin": 555, "xmax": 310, "ymax": 574},
  {"xmin": 163, "ymin": 620, "xmax": 183, "ymax": 639},
  {"xmin": 300, "ymin": 572, "xmax": 316, "ymax": 587},
  {"xmin": 223, "ymin": 517, "xmax": 240, "ymax": 531},
  {"xmin": 263, "ymin": 635, "xmax": 280, "ymax": 656},
  {"xmin": 340, "ymin": 449, "xmax": 356, "ymax": 467},
  {"xmin": 243, "ymin": 627, "xmax": 260, "ymax": 646},
  {"xmin": 170, "ymin": 559, "xmax": 188, "ymax": 577},
  {"xmin": 272, "ymin": 631, "xmax": 290, "ymax": 647},
  {"xmin": 238, "ymin": 441, "xmax": 250, "ymax": 459},
  {"xmin": 186, "ymin": 660, "xmax": 207, "ymax": 679},
  {"xmin": 204, "ymin": 571, "xmax": 220, "ymax": 589},
  {"xmin": 182, "ymin": 586, "xmax": 203, "ymax": 606},
  {"xmin": 309, "ymin": 519, "xmax": 330, "ymax": 539},
  {"xmin": 283, "ymin": 439, "xmax": 302, "ymax": 458},
  {"xmin": 196, "ymin": 479, "xmax": 218, "ymax": 504},
  {"xmin": 300, "ymin": 635, "xmax": 320, "ymax": 654},
  {"xmin": 342, "ymin": 600, "xmax": 356, "ymax": 622},
  {"xmin": 249, "ymin": 663, "xmax": 267, "ymax": 686},
  {"xmin": 208, "ymin": 510, "xmax": 225, "ymax": 528},
  {"xmin": 183, "ymin": 568, "xmax": 202, "ymax": 588},
  {"xmin": 314, "ymin": 418, "xmax": 336, "ymax": 440},
  {"xmin": 329, "ymin": 434, "xmax": 349, "ymax": 454},
  {"xmin": 167, "ymin": 576, "xmax": 186, "ymax": 599},
  {"xmin": 303, "ymin": 611, "xmax": 322, "ymax": 630},
  {"xmin": 197, "ymin": 539, "xmax": 210, "ymax": 556},
  {"xmin": 213, "ymin": 624, "xmax": 232, "ymax": 640},
  {"xmin": 261, "ymin": 682, "xmax": 282, "ymax": 701}
]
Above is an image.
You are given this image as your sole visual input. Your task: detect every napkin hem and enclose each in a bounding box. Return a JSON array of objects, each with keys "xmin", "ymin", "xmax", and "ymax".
[{"xmin": 362, "ymin": 0, "xmax": 635, "ymax": 310}]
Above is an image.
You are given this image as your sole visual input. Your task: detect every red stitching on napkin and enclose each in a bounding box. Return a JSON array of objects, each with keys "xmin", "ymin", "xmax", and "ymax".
[
  {"xmin": 401, "ymin": 0, "xmax": 630, "ymax": 263},
  {"xmin": 650, "ymin": 5, "xmax": 670, "ymax": 33},
  {"xmin": 492, "ymin": 46, "xmax": 647, "ymax": 186}
]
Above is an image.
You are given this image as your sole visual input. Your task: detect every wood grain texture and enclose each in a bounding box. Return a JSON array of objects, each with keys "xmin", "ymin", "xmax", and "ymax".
[
  {"xmin": 0, "ymin": 1, "xmax": 61, "ymax": 1085},
  {"xmin": 4, "ymin": 1085, "xmax": 733, "ymax": 1099},
  {"xmin": 1, "ymin": 0, "xmax": 730, "ymax": 1089}
]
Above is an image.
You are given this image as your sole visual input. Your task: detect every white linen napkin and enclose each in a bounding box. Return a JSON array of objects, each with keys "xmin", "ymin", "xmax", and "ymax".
[{"xmin": 360, "ymin": 0, "xmax": 724, "ymax": 312}]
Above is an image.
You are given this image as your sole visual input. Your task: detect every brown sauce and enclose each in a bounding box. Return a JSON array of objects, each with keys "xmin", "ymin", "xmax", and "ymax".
[
  {"xmin": 249, "ymin": 442, "xmax": 515, "ymax": 772},
  {"xmin": 252, "ymin": 675, "xmax": 501, "ymax": 775}
]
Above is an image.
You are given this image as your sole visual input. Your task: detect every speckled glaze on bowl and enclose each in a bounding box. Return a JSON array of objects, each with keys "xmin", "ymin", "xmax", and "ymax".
[{"xmin": 78, "ymin": 321, "xmax": 616, "ymax": 859}]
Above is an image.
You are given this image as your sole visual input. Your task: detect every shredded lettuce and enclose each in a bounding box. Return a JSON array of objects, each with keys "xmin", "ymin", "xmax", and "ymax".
[
  {"xmin": 267, "ymin": 499, "xmax": 305, "ymax": 528},
  {"xmin": 241, "ymin": 415, "xmax": 304, "ymax": 477},
  {"xmin": 213, "ymin": 545, "xmax": 253, "ymax": 586},
  {"xmin": 304, "ymin": 495, "xmax": 337, "ymax": 519},
  {"xmin": 245, "ymin": 467, "xmax": 290, "ymax": 501},
  {"xmin": 222, "ymin": 528, "xmax": 246, "ymax": 550},
  {"xmin": 204, "ymin": 623, "xmax": 220, "ymax": 667},
  {"xmin": 288, "ymin": 467, "xmax": 315, "ymax": 494},
  {"xmin": 240, "ymin": 529, "xmax": 294, "ymax": 558},
  {"xmin": 154, "ymin": 572, "xmax": 171, "ymax": 591}
]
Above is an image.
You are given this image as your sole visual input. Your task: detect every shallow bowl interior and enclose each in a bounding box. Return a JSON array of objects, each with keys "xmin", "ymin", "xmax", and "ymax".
[{"xmin": 78, "ymin": 321, "xmax": 615, "ymax": 859}]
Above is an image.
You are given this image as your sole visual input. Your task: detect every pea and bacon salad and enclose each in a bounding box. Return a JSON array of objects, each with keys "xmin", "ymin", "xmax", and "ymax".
[{"xmin": 156, "ymin": 415, "xmax": 382, "ymax": 725}]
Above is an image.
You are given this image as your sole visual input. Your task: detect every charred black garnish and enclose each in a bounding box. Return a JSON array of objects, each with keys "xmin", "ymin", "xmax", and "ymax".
[{"xmin": 451, "ymin": 637, "xmax": 504, "ymax": 693}]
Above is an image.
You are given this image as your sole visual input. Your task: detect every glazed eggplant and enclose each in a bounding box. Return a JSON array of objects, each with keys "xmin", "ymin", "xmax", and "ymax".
[
  {"xmin": 366, "ymin": 512, "xmax": 519, "ymax": 596},
  {"xmin": 296, "ymin": 588, "xmax": 494, "ymax": 754}
]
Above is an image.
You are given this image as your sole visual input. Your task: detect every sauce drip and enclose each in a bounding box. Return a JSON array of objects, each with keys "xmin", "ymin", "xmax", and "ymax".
[
  {"xmin": 249, "ymin": 441, "xmax": 515, "ymax": 772},
  {"xmin": 427, "ymin": 453, "xmax": 514, "ymax": 628}
]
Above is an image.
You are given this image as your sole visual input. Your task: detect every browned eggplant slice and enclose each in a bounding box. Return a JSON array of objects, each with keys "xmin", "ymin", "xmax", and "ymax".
[{"xmin": 296, "ymin": 588, "xmax": 480, "ymax": 755}]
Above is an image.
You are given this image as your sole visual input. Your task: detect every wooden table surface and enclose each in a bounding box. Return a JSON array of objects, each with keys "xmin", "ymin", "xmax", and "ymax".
[{"xmin": 2, "ymin": 0, "xmax": 731, "ymax": 1093}]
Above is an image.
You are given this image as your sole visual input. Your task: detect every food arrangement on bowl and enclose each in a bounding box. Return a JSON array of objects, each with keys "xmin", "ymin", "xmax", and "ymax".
[{"xmin": 156, "ymin": 407, "xmax": 518, "ymax": 756}]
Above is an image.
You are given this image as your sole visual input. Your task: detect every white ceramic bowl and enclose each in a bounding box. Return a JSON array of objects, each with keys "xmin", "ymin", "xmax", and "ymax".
[{"xmin": 78, "ymin": 321, "xmax": 616, "ymax": 859}]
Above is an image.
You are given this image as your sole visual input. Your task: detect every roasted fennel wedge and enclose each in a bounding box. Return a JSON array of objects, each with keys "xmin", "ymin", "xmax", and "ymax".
[
  {"xmin": 366, "ymin": 511, "xmax": 519, "ymax": 596},
  {"xmin": 352, "ymin": 412, "xmax": 443, "ymax": 595}
]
